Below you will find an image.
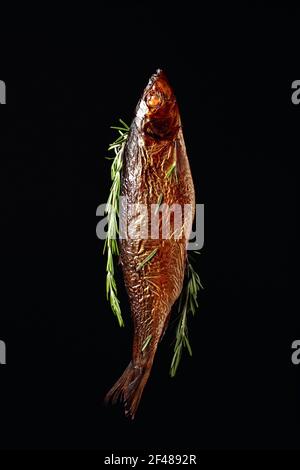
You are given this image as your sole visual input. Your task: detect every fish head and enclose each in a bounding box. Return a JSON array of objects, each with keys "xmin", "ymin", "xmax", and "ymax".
[{"xmin": 136, "ymin": 69, "xmax": 180, "ymax": 140}]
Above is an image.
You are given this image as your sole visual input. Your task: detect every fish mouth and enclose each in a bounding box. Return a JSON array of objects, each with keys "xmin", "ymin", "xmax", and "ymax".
[
  {"xmin": 152, "ymin": 68, "xmax": 165, "ymax": 80},
  {"xmin": 148, "ymin": 68, "xmax": 164, "ymax": 82},
  {"xmin": 147, "ymin": 69, "xmax": 173, "ymax": 98}
]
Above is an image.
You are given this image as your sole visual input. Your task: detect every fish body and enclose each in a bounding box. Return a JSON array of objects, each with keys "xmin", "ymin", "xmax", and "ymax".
[{"xmin": 106, "ymin": 70, "xmax": 195, "ymax": 418}]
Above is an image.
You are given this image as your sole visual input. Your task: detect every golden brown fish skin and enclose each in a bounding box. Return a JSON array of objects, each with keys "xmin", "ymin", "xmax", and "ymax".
[{"xmin": 105, "ymin": 70, "xmax": 195, "ymax": 418}]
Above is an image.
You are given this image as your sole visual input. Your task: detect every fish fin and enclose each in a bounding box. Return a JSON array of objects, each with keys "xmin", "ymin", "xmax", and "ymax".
[{"xmin": 105, "ymin": 361, "xmax": 152, "ymax": 419}]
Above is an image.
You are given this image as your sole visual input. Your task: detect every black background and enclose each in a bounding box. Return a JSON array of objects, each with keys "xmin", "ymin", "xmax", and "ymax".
[{"xmin": 0, "ymin": 6, "xmax": 299, "ymax": 450}]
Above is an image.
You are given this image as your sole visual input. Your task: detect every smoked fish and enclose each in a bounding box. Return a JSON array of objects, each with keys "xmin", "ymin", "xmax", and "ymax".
[{"xmin": 105, "ymin": 69, "xmax": 195, "ymax": 418}]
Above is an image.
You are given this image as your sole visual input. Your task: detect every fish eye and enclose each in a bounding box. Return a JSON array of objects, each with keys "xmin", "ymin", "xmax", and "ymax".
[{"xmin": 147, "ymin": 91, "xmax": 162, "ymax": 108}]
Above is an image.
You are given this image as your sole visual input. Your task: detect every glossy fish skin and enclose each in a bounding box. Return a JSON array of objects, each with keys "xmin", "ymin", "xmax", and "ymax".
[{"xmin": 105, "ymin": 70, "xmax": 195, "ymax": 418}]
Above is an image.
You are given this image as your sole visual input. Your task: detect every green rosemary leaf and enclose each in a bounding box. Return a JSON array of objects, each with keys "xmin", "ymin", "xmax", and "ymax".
[
  {"xmin": 170, "ymin": 253, "xmax": 203, "ymax": 377},
  {"xmin": 118, "ymin": 118, "xmax": 130, "ymax": 130},
  {"xmin": 136, "ymin": 248, "xmax": 159, "ymax": 272},
  {"xmin": 103, "ymin": 119, "xmax": 129, "ymax": 327},
  {"xmin": 110, "ymin": 126, "xmax": 129, "ymax": 132},
  {"xmin": 155, "ymin": 194, "xmax": 164, "ymax": 215},
  {"xmin": 184, "ymin": 334, "xmax": 193, "ymax": 357},
  {"xmin": 157, "ymin": 193, "xmax": 163, "ymax": 206},
  {"xmin": 166, "ymin": 161, "xmax": 177, "ymax": 180},
  {"xmin": 142, "ymin": 334, "xmax": 153, "ymax": 352}
]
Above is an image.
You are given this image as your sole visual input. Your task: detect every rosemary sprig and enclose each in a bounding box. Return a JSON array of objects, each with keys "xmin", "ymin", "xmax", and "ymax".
[
  {"xmin": 142, "ymin": 334, "xmax": 153, "ymax": 352},
  {"xmin": 136, "ymin": 247, "xmax": 159, "ymax": 272},
  {"xmin": 170, "ymin": 253, "xmax": 203, "ymax": 377},
  {"xmin": 154, "ymin": 194, "xmax": 164, "ymax": 215},
  {"xmin": 155, "ymin": 193, "xmax": 164, "ymax": 215},
  {"xmin": 166, "ymin": 161, "xmax": 178, "ymax": 182},
  {"xmin": 157, "ymin": 193, "xmax": 163, "ymax": 206},
  {"xmin": 103, "ymin": 119, "xmax": 129, "ymax": 327}
]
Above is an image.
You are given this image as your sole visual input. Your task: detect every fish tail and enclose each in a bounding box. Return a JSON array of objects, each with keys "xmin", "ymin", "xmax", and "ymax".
[{"xmin": 105, "ymin": 360, "xmax": 152, "ymax": 419}]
